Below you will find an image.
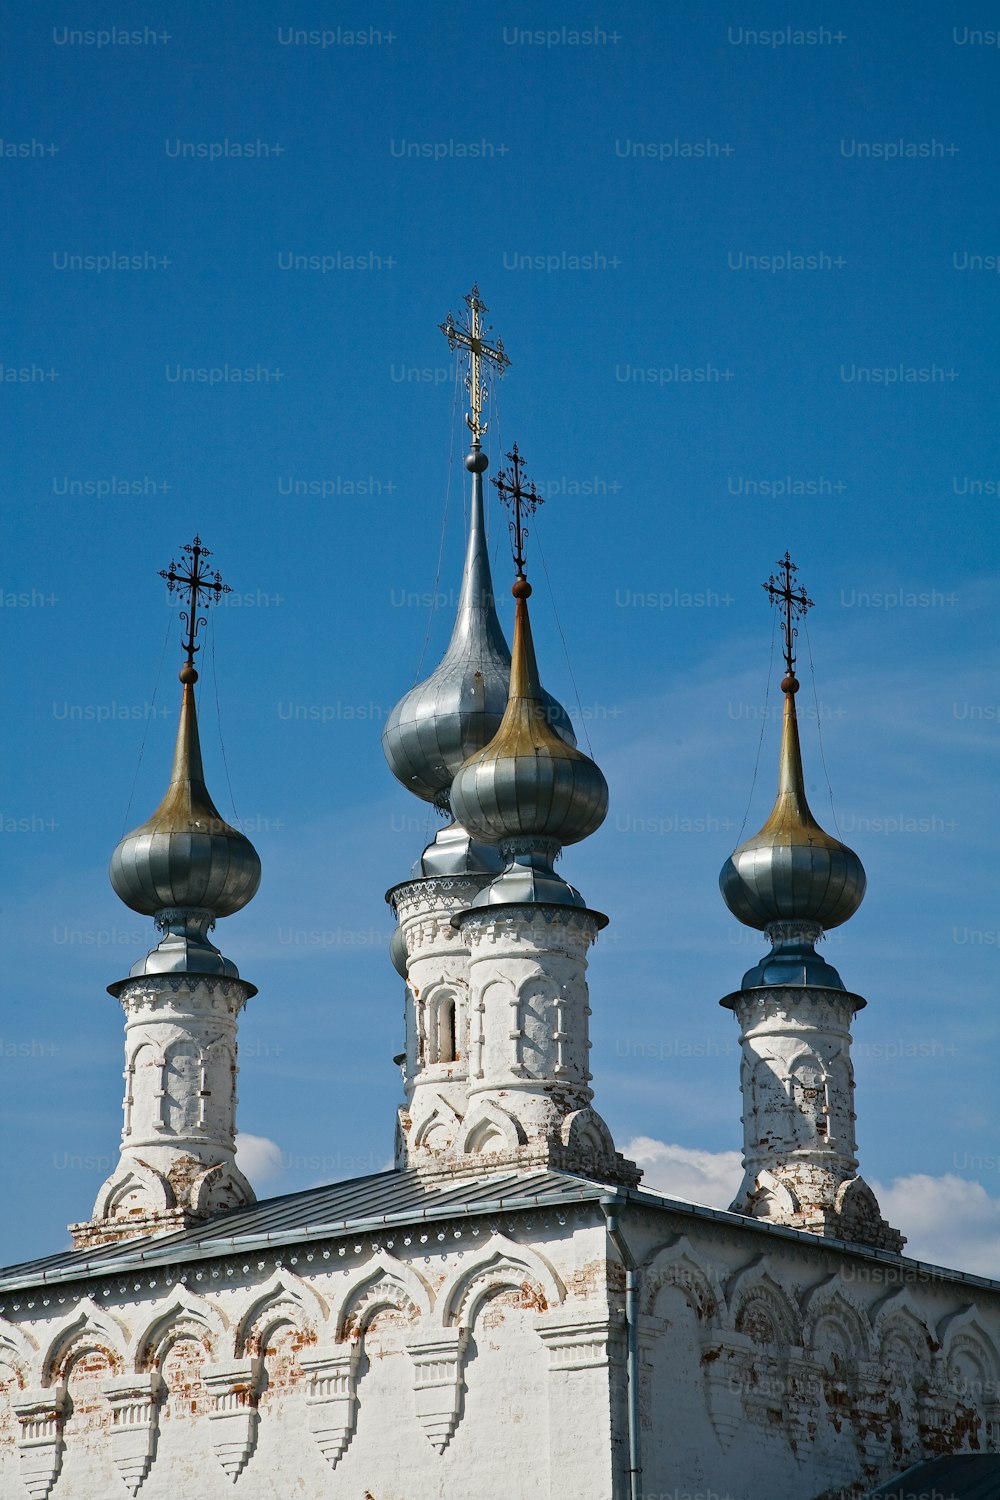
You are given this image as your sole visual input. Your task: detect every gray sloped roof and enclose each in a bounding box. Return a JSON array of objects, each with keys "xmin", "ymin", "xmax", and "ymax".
[
  {"xmin": 868, "ymin": 1453, "xmax": 1000, "ymax": 1498},
  {"xmin": 3, "ymin": 1167, "xmax": 1000, "ymax": 1300},
  {"xmin": 0, "ymin": 1169, "xmax": 609, "ymax": 1291}
]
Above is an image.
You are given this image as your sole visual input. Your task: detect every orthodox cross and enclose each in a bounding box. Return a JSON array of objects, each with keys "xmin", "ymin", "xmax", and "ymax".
[
  {"xmin": 492, "ymin": 443, "xmax": 541, "ymax": 579},
  {"xmin": 439, "ymin": 283, "xmax": 510, "ymax": 445},
  {"xmin": 763, "ymin": 551, "xmax": 813, "ymax": 680},
  {"xmin": 160, "ymin": 536, "xmax": 231, "ymax": 668}
]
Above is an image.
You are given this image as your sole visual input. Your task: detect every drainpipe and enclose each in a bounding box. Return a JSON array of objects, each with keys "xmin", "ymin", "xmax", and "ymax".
[{"xmin": 601, "ymin": 1198, "xmax": 641, "ymax": 1500}]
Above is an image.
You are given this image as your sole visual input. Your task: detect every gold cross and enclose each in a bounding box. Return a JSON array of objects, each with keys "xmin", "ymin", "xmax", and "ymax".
[
  {"xmin": 439, "ymin": 284, "xmax": 510, "ymax": 445},
  {"xmin": 763, "ymin": 551, "xmax": 813, "ymax": 679}
]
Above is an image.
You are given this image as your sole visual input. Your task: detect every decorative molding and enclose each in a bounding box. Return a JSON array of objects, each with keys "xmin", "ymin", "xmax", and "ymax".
[
  {"xmin": 301, "ymin": 1342, "xmax": 360, "ymax": 1470},
  {"xmin": 464, "ymin": 906, "xmax": 599, "ymax": 942},
  {"xmin": 129, "ymin": 1286, "xmax": 228, "ymax": 1373},
  {"xmin": 12, "ymin": 1385, "xmax": 66, "ymax": 1500},
  {"xmin": 40, "ymin": 1297, "xmax": 128, "ymax": 1384},
  {"xmin": 101, "ymin": 1372, "xmax": 162, "ymax": 1495},
  {"xmin": 536, "ymin": 1313, "xmax": 613, "ymax": 1372},
  {"xmin": 233, "ymin": 1269, "xmax": 327, "ymax": 1358},
  {"xmin": 700, "ymin": 1331, "xmax": 753, "ymax": 1450},
  {"xmin": 406, "ymin": 1327, "xmax": 469, "ymax": 1452},
  {"xmin": 437, "ymin": 1234, "xmax": 564, "ymax": 1328},
  {"xmin": 202, "ymin": 1356, "xmax": 260, "ymax": 1483},
  {"xmin": 336, "ymin": 1256, "xmax": 433, "ymax": 1339},
  {"xmin": 391, "ymin": 876, "xmax": 483, "ymax": 920}
]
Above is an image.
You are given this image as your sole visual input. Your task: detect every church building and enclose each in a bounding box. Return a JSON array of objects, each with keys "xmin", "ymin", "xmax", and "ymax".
[{"xmin": 1, "ymin": 289, "xmax": 998, "ymax": 1500}]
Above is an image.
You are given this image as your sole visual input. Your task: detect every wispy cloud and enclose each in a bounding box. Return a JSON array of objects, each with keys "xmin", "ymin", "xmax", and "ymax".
[{"xmin": 235, "ymin": 1132, "xmax": 285, "ymax": 1185}]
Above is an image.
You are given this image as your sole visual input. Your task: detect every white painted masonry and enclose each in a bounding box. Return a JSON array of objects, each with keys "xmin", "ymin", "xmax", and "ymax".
[
  {"xmin": 2, "ymin": 1187, "xmax": 999, "ymax": 1499},
  {"xmin": 71, "ymin": 972, "xmax": 256, "ymax": 1249}
]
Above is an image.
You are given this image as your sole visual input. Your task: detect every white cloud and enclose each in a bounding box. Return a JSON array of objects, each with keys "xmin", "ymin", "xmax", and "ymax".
[
  {"xmin": 871, "ymin": 1173, "xmax": 1000, "ymax": 1277},
  {"xmin": 626, "ymin": 1136, "xmax": 743, "ymax": 1209},
  {"xmin": 235, "ymin": 1133, "xmax": 285, "ymax": 1183}
]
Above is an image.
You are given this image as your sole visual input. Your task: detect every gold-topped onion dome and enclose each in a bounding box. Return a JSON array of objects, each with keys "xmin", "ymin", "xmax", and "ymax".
[
  {"xmin": 450, "ymin": 568, "xmax": 608, "ymax": 911},
  {"xmin": 109, "ymin": 539, "xmax": 261, "ymax": 981},
  {"xmin": 720, "ymin": 554, "xmax": 865, "ymax": 991},
  {"xmin": 110, "ymin": 663, "xmax": 261, "ymax": 920}
]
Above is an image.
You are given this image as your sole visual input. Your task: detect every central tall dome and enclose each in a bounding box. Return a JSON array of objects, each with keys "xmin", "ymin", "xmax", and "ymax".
[{"xmin": 382, "ymin": 289, "xmax": 635, "ymax": 1185}]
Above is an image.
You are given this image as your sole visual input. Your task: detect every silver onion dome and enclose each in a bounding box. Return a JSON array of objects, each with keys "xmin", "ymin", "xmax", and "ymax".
[
  {"xmin": 720, "ymin": 681, "xmax": 866, "ymax": 933},
  {"xmin": 450, "ymin": 579, "xmax": 608, "ymax": 851},
  {"xmin": 110, "ymin": 666, "xmax": 261, "ymax": 919},
  {"xmin": 382, "ymin": 450, "xmax": 574, "ymax": 808}
]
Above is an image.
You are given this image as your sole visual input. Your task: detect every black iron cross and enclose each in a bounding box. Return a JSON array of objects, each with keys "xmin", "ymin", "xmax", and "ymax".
[
  {"xmin": 763, "ymin": 551, "xmax": 813, "ymax": 679},
  {"xmin": 160, "ymin": 536, "xmax": 231, "ymax": 665},
  {"xmin": 492, "ymin": 443, "xmax": 542, "ymax": 579}
]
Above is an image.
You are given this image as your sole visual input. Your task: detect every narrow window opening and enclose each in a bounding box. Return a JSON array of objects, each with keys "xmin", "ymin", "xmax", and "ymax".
[{"xmin": 439, "ymin": 999, "xmax": 456, "ymax": 1063}]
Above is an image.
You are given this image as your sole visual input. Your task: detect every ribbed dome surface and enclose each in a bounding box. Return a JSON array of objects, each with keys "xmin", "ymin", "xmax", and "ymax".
[
  {"xmin": 450, "ymin": 584, "xmax": 608, "ymax": 848},
  {"xmin": 720, "ymin": 689, "xmax": 865, "ymax": 931},
  {"xmin": 382, "ymin": 462, "xmax": 574, "ymax": 806},
  {"xmin": 110, "ymin": 678, "xmax": 261, "ymax": 918}
]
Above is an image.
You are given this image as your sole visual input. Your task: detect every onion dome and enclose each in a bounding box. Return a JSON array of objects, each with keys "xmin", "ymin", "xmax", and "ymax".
[
  {"xmin": 720, "ymin": 676, "xmax": 865, "ymax": 934},
  {"xmin": 381, "ymin": 450, "xmax": 575, "ymax": 811},
  {"xmin": 450, "ymin": 576, "xmax": 608, "ymax": 909},
  {"xmin": 110, "ymin": 664, "xmax": 262, "ymax": 922},
  {"xmin": 720, "ymin": 553, "xmax": 866, "ymax": 992}
]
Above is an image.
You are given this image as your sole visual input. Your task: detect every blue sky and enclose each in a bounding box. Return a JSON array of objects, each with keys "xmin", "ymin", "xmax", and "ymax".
[{"xmin": 2, "ymin": 1, "xmax": 998, "ymax": 1270}]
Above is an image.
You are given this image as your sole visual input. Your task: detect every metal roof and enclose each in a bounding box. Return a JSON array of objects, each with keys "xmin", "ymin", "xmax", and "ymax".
[
  {"xmin": 0, "ymin": 1170, "xmax": 609, "ymax": 1291},
  {"xmin": 868, "ymin": 1453, "xmax": 1000, "ymax": 1498},
  {"xmin": 3, "ymin": 1168, "xmax": 1000, "ymax": 1299}
]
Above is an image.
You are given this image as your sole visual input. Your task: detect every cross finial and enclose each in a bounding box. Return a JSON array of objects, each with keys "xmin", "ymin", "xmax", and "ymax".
[
  {"xmin": 763, "ymin": 551, "xmax": 813, "ymax": 683},
  {"xmin": 439, "ymin": 284, "xmax": 511, "ymax": 447},
  {"xmin": 492, "ymin": 443, "xmax": 541, "ymax": 579},
  {"xmin": 160, "ymin": 535, "xmax": 231, "ymax": 678}
]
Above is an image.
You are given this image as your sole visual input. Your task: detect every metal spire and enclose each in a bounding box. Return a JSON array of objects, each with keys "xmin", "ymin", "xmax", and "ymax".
[
  {"xmin": 763, "ymin": 551, "xmax": 813, "ymax": 684},
  {"xmin": 439, "ymin": 283, "xmax": 510, "ymax": 447},
  {"xmin": 160, "ymin": 535, "xmax": 231, "ymax": 675},
  {"xmin": 492, "ymin": 442, "xmax": 542, "ymax": 579}
]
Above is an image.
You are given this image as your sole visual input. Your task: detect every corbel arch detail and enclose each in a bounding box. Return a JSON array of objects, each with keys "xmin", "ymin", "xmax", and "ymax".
[
  {"xmin": 800, "ymin": 1275, "xmax": 873, "ymax": 1363},
  {"xmin": 41, "ymin": 1299, "xmax": 127, "ymax": 1385},
  {"xmin": 936, "ymin": 1305, "xmax": 1000, "ymax": 1407},
  {"xmin": 0, "ymin": 1320, "xmax": 37, "ymax": 1390},
  {"xmin": 459, "ymin": 1100, "xmax": 526, "ymax": 1157},
  {"xmin": 129, "ymin": 1286, "xmax": 229, "ymax": 1372},
  {"xmin": 411, "ymin": 1093, "xmax": 463, "ymax": 1154},
  {"xmin": 872, "ymin": 1286, "xmax": 933, "ymax": 1372},
  {"xmin": 334, "ymin": 1253, "xmax": 434, "ymax": 1341},
  {"xmin": 91, "ymin": 1158, "xmax": 174, "ymax": 1223},
  {"xmin": 234, "ymin": 1270, "xmax": 328, "ymax": 1357},
  {"xmin": 437, "ymin": 1234, "xmax": 564, "ymax": 1328},
  {"xmin": 726, "ymin": 1258, "xmax": 802, "ymax": 1349},
  {"xmin": 641, "ymin": 1236, "xmax": 722, "ymax": 1323}
]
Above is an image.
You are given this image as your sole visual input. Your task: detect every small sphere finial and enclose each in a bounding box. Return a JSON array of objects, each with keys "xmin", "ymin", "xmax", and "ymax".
[
  {"xmin": 180, "ymin": 663, "xmax": 199, "ymax": 685},
  {"xmin": 512, "ymin": 577, "xmax": 532, "ymax": 599}
]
